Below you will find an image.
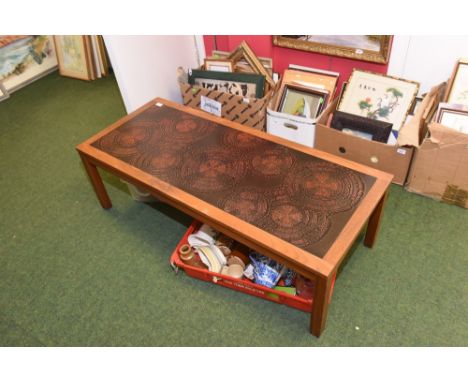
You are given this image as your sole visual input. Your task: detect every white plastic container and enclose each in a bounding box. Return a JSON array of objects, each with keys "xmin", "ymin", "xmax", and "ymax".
[
  {"xmin": 121, "ymin": 180, "xmax": 157, "ymax": 202},
  {"xmin": 266, "ymin": 108, "xmax": 316, "ymax": 148}
]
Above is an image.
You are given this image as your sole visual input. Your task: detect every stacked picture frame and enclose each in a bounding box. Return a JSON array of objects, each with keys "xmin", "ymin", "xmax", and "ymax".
[{"xmin": 54, "ymin": 35, "xmax": 109, "ymax": 81}]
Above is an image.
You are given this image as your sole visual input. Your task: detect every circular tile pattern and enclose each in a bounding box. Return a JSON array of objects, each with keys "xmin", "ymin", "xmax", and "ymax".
[
  {"xmin": 220, "ymin": 187, "xmax": 269, "ymax": 222},
  {"xmin": 289, "ymin": 162, "xmax": 365, "ymax": 213},
  {"xmin": 179, "ymin": 149, "xmax": 247, "ymax": 193},
  {"xmin": 251, "ymin": 147, "xmax": 295, "ymax": 178},
  {"xmin": 221, "ymin": 129, "xmax": 264, "ymax": 152},
  {"xmin": 96, "ymin": 125, "xmax": 152, "ymax": 157},
  {"xmin": 261, "ymin": 202, "xmax": 331, "ymax": 247}
]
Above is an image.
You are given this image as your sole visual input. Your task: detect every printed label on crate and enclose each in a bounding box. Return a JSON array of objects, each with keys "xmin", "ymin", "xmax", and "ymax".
[{"xmin": 201, "ymin": 96, "xmax": 222, "ymax": 117}]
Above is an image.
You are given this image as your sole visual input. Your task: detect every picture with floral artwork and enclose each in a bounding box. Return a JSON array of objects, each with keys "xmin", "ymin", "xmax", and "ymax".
[{"xmin": 338, "ymin": 70, "xmax": 419, "ymax": 132}]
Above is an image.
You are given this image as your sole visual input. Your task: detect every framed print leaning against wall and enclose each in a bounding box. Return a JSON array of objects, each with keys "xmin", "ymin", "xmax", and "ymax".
[
  {"xmin": 445, "ymin": 58, "xmax": 468, "ymax": 106},
  {"xmin": 54, "ymin": 36, "xmax": 92, "ymax": 81},
  {"xmin": 0, "ymin": 35, "xmax": 58, "ymax": 92},
  {"xmin": 0, "ymin": 81, "xmax": 9, "ymax": 102},
  {"xmin": 338, "ymin": 70, "xmax": 419, "ymax": 131}
]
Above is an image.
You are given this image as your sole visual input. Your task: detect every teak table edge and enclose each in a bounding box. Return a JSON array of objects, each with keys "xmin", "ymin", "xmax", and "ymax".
[{"xmin": 76, "ymin": 97, "xmax": 393, "ymax": 337}]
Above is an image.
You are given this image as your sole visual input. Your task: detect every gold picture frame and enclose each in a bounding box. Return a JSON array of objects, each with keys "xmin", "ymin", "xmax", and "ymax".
[
  {"xmin": 444, "ymin": 58, "xmax": 468, "ymax": 105},
  {"xmin": 54, "ymin": 35, "xmax": 93, "ymax": 81},
  {"xmin": 273, "ymin": 35, "xmax": 392, "ymax": 64},
  {"xmin": 211, "ymin": 50, "xmax": 273, "ymax": 75},
  {"xmin": 204, "ymin": 58, "xmax": 234, "ymax": 72},
  {"xmin": 228, "ymin": 41, "xmax": 275, "ymax": 92}
]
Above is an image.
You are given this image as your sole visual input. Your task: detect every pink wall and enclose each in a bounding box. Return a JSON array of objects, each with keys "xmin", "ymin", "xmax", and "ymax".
[{"xmin": 203, "ymin": 35, "xmax": 392, "ymax": 97}]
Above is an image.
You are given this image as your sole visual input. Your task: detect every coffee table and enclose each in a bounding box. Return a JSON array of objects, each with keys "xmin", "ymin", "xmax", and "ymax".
[{"xmin": 76, "ymin": 97, "xmax": 393, "ymax": 337}]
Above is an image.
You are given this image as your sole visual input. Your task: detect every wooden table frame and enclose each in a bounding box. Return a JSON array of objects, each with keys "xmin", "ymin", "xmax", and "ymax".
[{"xmin": 76, "ymin": 97, "xmax": 393, "ymax": 337}]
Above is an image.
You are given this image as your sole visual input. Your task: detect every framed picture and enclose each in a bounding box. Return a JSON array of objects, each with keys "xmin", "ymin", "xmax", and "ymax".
[
  {"xmin": 0, "ymin": 35, "xmax": 58, "ymax": 92},
  {"xmin": 0, "ymin": 81, "xmax": 10, "ymax": 102},
  {"xmin": 276, "ymin": 83, "xmax": 328, "ymax": 119},
  {"xmin": 435, "ymin": 103, "xmax": 468, "ymax": 134},
  {"xmin": 54, "ymin": 35, "xmax": 93, "ymax": 81},
  {"xmin": 445, "ymin": 59, "xmax": 468, "ymax": 106},
  {"xmin": 188, "ymin": 69, "xmax": 265, "ymax": 98},
  {"xmin": 204, "ymin": 58, "xmax": 233, "ymax": 72},
  {"xmin": 212, "ymin": 50, "xmax": 273, "ymax": 75},
  {"xmin": 228, "ymin": 41, "xmax": 275, "ymax": 91},
  {"xmin": 281, "ymin": 68, "xmax": 339, "ymax": 101},
  {"xmin": 273, "ymin": 35, "xmax": 392, "ymax": 64},
  {"xmin": 336, "ymin": 82, "xmax": 348, "ymax": 109},
  {"xmin": 338, "ymin": 70, "xmax": 419, "ymax": 131},
  {"xmin": 330, "ymin": 111, "xmax": 393, "ymax": 143}
]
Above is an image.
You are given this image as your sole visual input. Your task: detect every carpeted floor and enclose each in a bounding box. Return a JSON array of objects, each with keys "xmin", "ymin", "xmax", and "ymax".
[{"xmin": 0, "ymin": 72, "xmax": 467, "ymax": 346}]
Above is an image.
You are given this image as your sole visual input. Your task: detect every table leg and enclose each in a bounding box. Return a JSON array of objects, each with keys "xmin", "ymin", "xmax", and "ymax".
[
  {"xmin": 310, "ymin": 273, "xmax": 334, "ymax": 337},
  {"xmin": 79, "ymin": 153, "xmax": 112, "ymax": 209},
  {"xmin": 364, "ymin": 190, "xmax": 388, "ymax": 248}
]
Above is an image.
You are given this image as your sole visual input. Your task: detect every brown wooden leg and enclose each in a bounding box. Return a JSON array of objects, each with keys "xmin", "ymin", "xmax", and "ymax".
[
  {"xmin": 79, "ymin": 153, "xmax": 112, "ymax": 209},
  {"xmin": 310, "ymin": 273, "xmax": 334, "ymax": 337},
  {"xmin": 364, "ymin": 191, "xmax": 388, "ymax": 248}
]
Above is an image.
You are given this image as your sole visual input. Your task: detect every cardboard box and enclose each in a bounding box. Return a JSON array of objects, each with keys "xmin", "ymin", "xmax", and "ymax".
[
  {"xmin": 405, "ymin": 115, "xmax": 468, "ymax": 208},
  {"xmin": 179, "ymin": 82, "xmax": 272, "ymax": 131},
  {"xmin": 315, "ymin": 99, "xmax": 414, "ymax": 185}
]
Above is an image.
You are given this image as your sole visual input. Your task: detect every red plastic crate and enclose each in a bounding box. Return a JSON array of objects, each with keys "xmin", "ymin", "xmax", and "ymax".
[{"xmin": 170, "ymin": 221, "xmax": 314, "ymax": 312}]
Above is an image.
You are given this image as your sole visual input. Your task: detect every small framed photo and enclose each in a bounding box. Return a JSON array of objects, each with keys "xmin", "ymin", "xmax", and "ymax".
[
  {"xmin": 338, "ymin": 69, "xmax": 419, "ymax": 131},
  {"xmin": 276, "ymin": 84, "xmax": 328, "ymax": 119},
  {"xmin": 188, "ymin": 69, "xmax": 265, "ymax": 98},
  {"xmin": 204, "ymin": 58, "xmax": 234, "ymax": 73},
  {"xmin": 330, "ymin": 110, "xmax": 393, "ymax": 143},
  {"xmin": 445, "ymin": 58, "xmax": 468, "ymax": 106},
  {"xmin": 435, "ymin": 103, "xmax": 468, "ymax": 134},
  {"xmin": 0, "ymin": 81, "xmax": 10, "ymax": 102}
]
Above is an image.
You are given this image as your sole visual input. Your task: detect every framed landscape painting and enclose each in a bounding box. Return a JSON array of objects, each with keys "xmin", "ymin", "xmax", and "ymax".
[
  {"xmin": 273, "ymin": 35, "xmax": 392, "ymax": 64},
  {"xmin": 0, "ymin": 35, "xmax": 58, "ymax": 92},
  {"xmin": 0, "ymin": 80, "xmax": 9, "ymax": 102}
]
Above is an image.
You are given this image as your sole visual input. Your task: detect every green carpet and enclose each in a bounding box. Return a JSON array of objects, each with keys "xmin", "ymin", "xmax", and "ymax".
[{"xmin": 0, "ymin": 72, "xmax": 467, "ymax": 346}]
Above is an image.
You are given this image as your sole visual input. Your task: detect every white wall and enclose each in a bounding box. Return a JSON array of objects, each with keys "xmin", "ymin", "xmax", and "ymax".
[
  {"xmin": 103, "ymin": 35, "xmax": 205, "ymax": 113},
  {"xmin": 388, "ymin": 35, "xmax": 468, "ymax": 95}
]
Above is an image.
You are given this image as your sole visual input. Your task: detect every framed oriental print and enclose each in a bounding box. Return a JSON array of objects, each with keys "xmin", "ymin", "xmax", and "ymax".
[
  {"xmin": 445, "ymin": 58, "xmax": 468, "ymax": 106},
  {"xmin": 338, "ymin": 70, "xmax": 419, "ymax": 131},
  {"xmin": 188, "ymin": 69, "xmax": 265, "ymax": 98},
  {"xmin": 273, "ymin": 35, "xmax": 392, "ymax": 64},
  {"xmin": 330, "ymin": 110, "xmax": 393, "ymax": 143}
]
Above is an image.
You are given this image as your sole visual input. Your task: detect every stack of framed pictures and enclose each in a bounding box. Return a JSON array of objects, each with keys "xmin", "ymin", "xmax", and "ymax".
[
  {"xmin": 54, "ymin": 36, "xmax": 109, "ymax": 81},
  {"xmin": 333, "ymin": 70, "xmax": 419, "ymax": 144},
  {"xmin": 434, "ymin": 58, "xmax": 468, "ymax": 134},
  {"xmin": 188, "ymin": 41, "xmax": 273, "ymax": 99},
  {"xmin": 273, "ymin": 67, "xmax": 339, "ymax": 119}
]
